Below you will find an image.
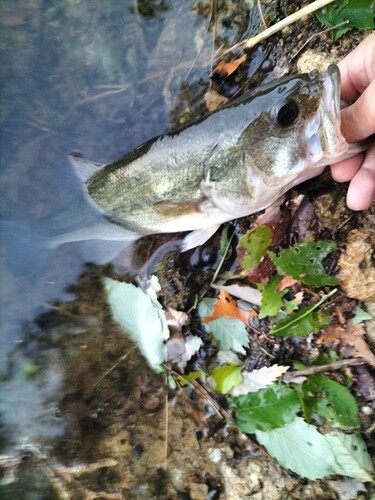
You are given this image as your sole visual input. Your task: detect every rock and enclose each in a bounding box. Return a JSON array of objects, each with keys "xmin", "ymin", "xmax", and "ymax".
[
  {"xmin": 338, "ymin": 229, "xmax": 375, "ymax": 302},
  {"xmin": 296, "ymin": 49, "xmax": 337, "ymax": 73}
]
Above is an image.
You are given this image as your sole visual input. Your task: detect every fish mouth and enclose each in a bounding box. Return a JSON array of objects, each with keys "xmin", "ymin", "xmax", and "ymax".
[
  {"xmin": 302, "ymin": 64, "xmax": 350, "ymax": 170},
  {"xmin": 319, "ymin": 65, "xmax": 347, "ymax": 155}
]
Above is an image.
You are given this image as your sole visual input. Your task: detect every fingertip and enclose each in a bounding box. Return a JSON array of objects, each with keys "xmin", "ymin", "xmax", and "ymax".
[
  {"xmin": 346, "ymin": 189, "xmax": 374, "ymax": 211},
  {"xmin": 330, "ymin": 155, "xmax": 363, "ymax": 182},
  {"xmin": 346, "ymin": 150, "xmax": 375, "ymax": 211}
]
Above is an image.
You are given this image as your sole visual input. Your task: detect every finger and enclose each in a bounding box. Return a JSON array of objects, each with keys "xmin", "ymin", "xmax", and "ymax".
[
  {"xmin": 346, "ymin": 143, "xmax": 375, "ymax": 211},
  {"xmin": 340, "ymin": 78, "xmax": 375, "ymax": 143},
  {"xmin": 339, "ymin": 33, "xmax": 375, "ymax": 102},
  {"xmin": 330, "ymin": 154, "xmax": 363, "ymax": 182}
]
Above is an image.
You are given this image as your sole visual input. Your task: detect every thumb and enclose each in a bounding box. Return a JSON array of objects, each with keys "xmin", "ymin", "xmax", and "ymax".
[{"xmin": 340, "ymin": 77, "xmax": 375, "ymax": 143}]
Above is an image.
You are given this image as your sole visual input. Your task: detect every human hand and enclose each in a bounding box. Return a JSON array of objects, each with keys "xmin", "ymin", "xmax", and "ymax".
[{"xmin": 330, "ymin": 33, "xmax": 375, "ymax": 210}]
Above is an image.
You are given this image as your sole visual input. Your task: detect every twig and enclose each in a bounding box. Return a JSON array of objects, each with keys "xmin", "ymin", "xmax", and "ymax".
[
  {"xmin": 164, "ymin": 389, "xmax": 169, "ymax": 470},
  {"xmin": 187, "ymin": 227, "xmax": 234, "ymax": 313},
  {"xmin": 190, "ymin": 379, "xmax": 232, "ymax": 420},
  {"xmin": 210, "ymin": 229, "xmax": 235, "ymax": 285},
  {"xmin": 283, "ymin": 357, "xmax": 366, "ymax": 383},
  {"xmin": 167, "ymin": 367, "xmax": 231, "ymax": 420},
  {"xmin": 186, "ymin": 0, "xmax": 217, "ymax": 81},
  {"xmin": 73, "ymin": 86, "xmax": 131, "ymax": 108},
  {"xmin": 92, "ymin": 351, "xmax": 133, "ymax": 390},
  {"xmin": 220, "ymin": 0, "xmax": 336, "ymax": 56},
  {"xmin": 257, "ymin": 0, "xmax": 268, "ymax": 30},
  {"xmin": 290, "ymin": 19, "xmax": 350, "ymax": 61}
]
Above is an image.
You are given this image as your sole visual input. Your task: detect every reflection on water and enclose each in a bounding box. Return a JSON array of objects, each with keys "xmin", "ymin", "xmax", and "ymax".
[{"xmin": 0, "ymin": 1, "xmax": 263, "ymax": 497}]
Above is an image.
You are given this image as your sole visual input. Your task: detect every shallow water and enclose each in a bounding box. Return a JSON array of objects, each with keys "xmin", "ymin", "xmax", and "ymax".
[{"xmin": 0, "ymin": 1, "xmax": 264, "ymax": 497}]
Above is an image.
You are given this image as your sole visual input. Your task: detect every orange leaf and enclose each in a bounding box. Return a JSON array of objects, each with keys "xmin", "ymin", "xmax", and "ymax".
[
  {"xmin": 276, "ymin": 276, "xmax": 298, "ymax": 292},
  {"xmin": 203, "ymin": 290, "xmax": 256, "ymax": 325},
  {"xmin": 214, "ymin": 54, "xmax": 247, "ymax": 76},
  {"xmin": 317, "ymin": 322, "xmax": 375, "ymax": 367}
]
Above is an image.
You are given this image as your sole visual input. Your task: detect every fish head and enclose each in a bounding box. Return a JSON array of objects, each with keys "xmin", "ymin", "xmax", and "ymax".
[{"xmin": 240, "ymin": 64, "xmax": 348, "ymax": 193}]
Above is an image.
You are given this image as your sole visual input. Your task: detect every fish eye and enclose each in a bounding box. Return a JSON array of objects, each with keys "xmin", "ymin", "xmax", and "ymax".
[{"xmin": 276, "ymin": 100, "xmax": 299, "ymax": 127}]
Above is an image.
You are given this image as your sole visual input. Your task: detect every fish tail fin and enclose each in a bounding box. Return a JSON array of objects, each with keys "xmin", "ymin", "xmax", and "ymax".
[
  {"xmin": 1, "ymin": 219, "xmax": 140, "ymax": 277},
  {"xmin": 78, "ymin": 238, "xmax": 138, "ymax": 266}
]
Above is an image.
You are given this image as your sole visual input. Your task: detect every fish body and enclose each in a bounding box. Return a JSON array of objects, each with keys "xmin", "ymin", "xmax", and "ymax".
[{"xmin": 72, "ymin": 64, "xmax": 362, "ymax": 252}]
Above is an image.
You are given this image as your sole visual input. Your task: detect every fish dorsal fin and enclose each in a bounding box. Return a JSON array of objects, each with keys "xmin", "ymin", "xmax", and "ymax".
[{"xmin": 69, "ymin": 154, "xmax": 106, "ymax": 182}]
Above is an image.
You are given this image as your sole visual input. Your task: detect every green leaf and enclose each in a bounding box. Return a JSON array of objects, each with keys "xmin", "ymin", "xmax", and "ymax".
[
  {"xmin": 255, "ymin": 417, "xmax": 342, "ymax": 480},
  {"xmin": 205, "ymin": 317, "xmax": 249, "ymax": 354},
  {"xmin": 259, "ymin": 275, "xmax": 285, "ymax": 318},
  {"xmin": 175, "ymin": 370, "xmax": 204, "ymax": 387},
  {"xmin": 210, "ymin": 364, "xmax": 243, "ymax": 394},
  {"xmin": 238, "ymin": 225, "xmax": 272, "ymax": 273},
  {"xmin": 198, "ymin": 297, "xmax": 215, "ymax": 318},
  {"xmin": 325, "ymin": 432, "xmax": 375, "ymax": 482},
  {"xmin": 269, "ymin": 241, "xmax": 338, "ymax": 286},
  {"xmin": 230, "ymin": 384, "xmax": 300, "ymax": 433},
  {"xmin": 104, "ymin": 278, "xmax": 169, "ymax": 371},
  {"xmin": 316, "ymin": 0, "xmax": 375, "ymax": 40},
  {"xmin": 270, "ymin": 303, "xmax": 330, "ymax": 337},
  {"xmin": 198, "ymin": 298, "xmax": 249, "ymax": 354},
  {"xmin": 299, "ymin": 374, "xmax": 360, "ymax": 428},
  {"xmin": 352, "ymin": 306, "xmax": 373, "ymax": 324},
  {"xmin": 312, "ymin": 349, "xmax": 340, "ymax": 365},
  {"xmin": 282, "ymin": 297, "xmax": 299, "ymax": 315}
]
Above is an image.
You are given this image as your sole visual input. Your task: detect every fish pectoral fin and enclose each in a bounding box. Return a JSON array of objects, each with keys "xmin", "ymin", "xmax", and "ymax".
[
  {"xmin": 69, "ymin": 154, "xmax": 106, "ymax": 182},
  {"xmin": 153, "ymin": 199, "xmax": 201, "ymax": 217},
  {"xmin": 181, "ymin": 224, "xmax": 221, "ymax": 251}
]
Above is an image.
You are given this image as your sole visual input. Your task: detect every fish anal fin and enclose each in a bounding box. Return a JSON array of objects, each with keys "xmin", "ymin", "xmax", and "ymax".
[{"xmin": 181, "ymin": 224, "xmax": 221, "ymax": 251}]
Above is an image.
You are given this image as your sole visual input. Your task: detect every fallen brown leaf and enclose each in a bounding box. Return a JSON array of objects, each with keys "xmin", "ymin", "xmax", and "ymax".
[
  {"xmin": 277, "ymin": 276, "xmax": 298, "ymax": 292},
  {"xmin": 204, "ymin": 89, "xmax": 229, "ymax": 112},
  {"xmin": 203, "ymin": 290, "xmax": 257, "ymax": 325},
  {"xmin": 317, "ymin": 322, "xmax": 375, "ymax": 367},
  {"xmin": 214, "ymin": 54, "xmax": 247, "ymax": 76}
]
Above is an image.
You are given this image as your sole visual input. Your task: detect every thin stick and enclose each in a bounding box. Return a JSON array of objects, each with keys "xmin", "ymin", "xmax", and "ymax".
[
  {"xmin": 283, "ymin": 357, "xmax": 366, "ymax": 383},
  {"xmin": 210, "ymin": 229, "xmax": 234, "ymax": 285},
  {"xmin": 190, "ymin": 379, "xmax": 232, "ymax": 420},
  {"xmin": 167, "ymin": 367, "xmax": 231, "ymax": 420},
  {"xmin": 164, "ymin": 389, "xmax": 169, "ymax": 470},
  {"xmin": 257, "ymin": 0, "xmax": 268, "ymax": 30},
  {"xmin": 187, "ymin": 0, "xmax": 217, "ymax": 81},
  {"xmin": 291, "ymin": 19, "xmax": 350, "ymax": 61},
  {"xmin": 221, "ymin": 0, "xmax": 336, "ymax": 55},
  {"xmin": 92, "ymin": 351, "xmax": 132, "ymax": 390}
]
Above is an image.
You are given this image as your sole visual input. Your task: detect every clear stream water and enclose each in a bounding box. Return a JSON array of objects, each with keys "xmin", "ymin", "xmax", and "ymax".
[{"xmin": 0, "ymin": 1, "xmax": 264, "ymax": 497}]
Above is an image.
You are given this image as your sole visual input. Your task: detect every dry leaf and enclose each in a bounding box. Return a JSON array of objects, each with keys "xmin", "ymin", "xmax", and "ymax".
[
  {"xmin": 254, "ymin": 196, "xmax": 285, "ymax": 225},
  {"xmin": 204, "ymin": 89, "xmax": 228, "ymax": 112},
  {"xmin": 211, "ymin": 283, "xmax": 262, "ymax": 306},
  {"xmin": 166, "ymin": 335, "xmax": 203, "ymax": 372},
  {"xmin": 277, "ymin": 276, "xmax": 298, "ymax": 291},
  {"xmin": 317, "ymin": 322, "xmax": 375, "ymax": 367},
  {"xmin": 294, "ymin": 291, "xmax": 304, "ymax": 305},
  {"xmin": 165, "ymin": 307, "xmax": 188, "ymax": 333},
  {"xmin": 231, "ymin": 365, "xmax": 290, "ymax": 396},
  {"xmin": 214, "ymin": 54, "xmax": 247, "ymax": 76},
  {"xmin": 203, "ymin": 290, "xmax": 256, "ymax": 325}
]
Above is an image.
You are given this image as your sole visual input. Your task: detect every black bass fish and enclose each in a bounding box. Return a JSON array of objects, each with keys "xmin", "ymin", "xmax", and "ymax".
[{"xmin": 71, "ymin": 64, "xmax": 364, "ymax": 254}]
